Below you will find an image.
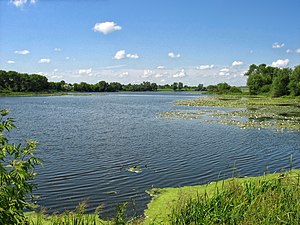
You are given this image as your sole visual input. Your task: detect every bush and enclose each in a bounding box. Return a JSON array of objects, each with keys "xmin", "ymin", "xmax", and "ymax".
[{"xmin": 0, "ymin": 109, "xmax": 42, "ymax": 224}]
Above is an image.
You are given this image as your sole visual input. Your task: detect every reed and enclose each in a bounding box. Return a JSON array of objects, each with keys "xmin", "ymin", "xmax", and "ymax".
[{"xmin": 169, "ymin": 170, "xmax": 300, "ymax": 224}]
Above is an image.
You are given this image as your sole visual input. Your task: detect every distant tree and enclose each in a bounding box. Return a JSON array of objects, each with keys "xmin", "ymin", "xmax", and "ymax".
[
  {"xmin": 229, "ymin": 86, "xmax": 242, "ymax": 93},
  {"xmin": 195, "ymin": 84, "xmax": 204, "ymax": 91},
  {"xmin": 206, "ymin": 85, "xmax": 218, "ymax": 93},
  {"xmin": 171, "ymin": 82, "xmax": 178, "ymax": 91},
  {"xmin": 150, "ymin": 83, "xmax": 158, "ymax": 91},
  {"xmin": 289, "ymin": 65, "xmax": 300, "ymax": 96},
  {"xmin": 75, "ymin": 82, "xmax": 93, "ymax": 92},
  {"xmin": 217, "ymin": 82, "xmax": 231, "ymax": 94},
  {"xmin": 108, "ymin": 82, "xmax": 122, "ymax": 92},
  {"xmin": 95, "ymin": 81, "xmax": 108, "ymax": 92},
  {"xmin": 178, "ymin": 82, "xmax": 183, "ymax": 90},
  {"xmin": 271, "ymin": 68, "xmax": 291, "ymax": 97}
]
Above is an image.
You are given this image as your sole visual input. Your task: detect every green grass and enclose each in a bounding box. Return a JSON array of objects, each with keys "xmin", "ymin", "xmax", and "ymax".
[
  {"xmin": 26, "ymin": 201, "xmax": 143, "ymax": 225},
  {"xmin": 144, "ymin": 170, "xmax": 300, "ymax": 225},
  {"xmin": 25, "ymin": 170, "xmax": 300, "ymax": 224},
  {"xmin": 26, "ymin": 202, "xmax": 106, "ymax": 225}
]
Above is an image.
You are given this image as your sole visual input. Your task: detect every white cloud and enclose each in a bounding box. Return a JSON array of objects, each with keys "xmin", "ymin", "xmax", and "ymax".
[
  {"xmin": 232, "ymin": 61, "xmax": 244, "ymax": 66},
  {"xmin": 118, "ymin": 72, "xmax": 129, "ymax": 78},
  {"xmin": 7, "ymin": 60, "xmax": 15, "ymax": 64},
  {"xmin": 65, "ymin": 56, "xmax": 70, "ymax": 60},
  {"xmin": 219, "ymin": 72, "xmax": 230, "ymax": 76},
  {"xmin": 272, "ymin": 42, "xmax": 285, "ymax": 49},
  {"xmin": 79, "ymin": 68, "xmax": 92, "ymax": 75},
  {"xmin": 196, "ymin": 64, "xmax": 214, "ymax": 70},
  {"xmin": 168, "ymin": 52, "xmax": 181, "ymax": 58},
  {"xmin": 155, "ymin": 73, "xmax": 163, "ymax": 78},
  {"xmin": 286, "ymin": 49, "xmax": 293, "ymax": 54},
  {"xmin": 54, "ymin": 48, "xmax": 62, "ymax": 52},
  {"xmin": 296, "ymin": 48, "xmax": 300, "ymax": 54},
  {"xmin": 157, "ymin": 66, "xmax": 165, "ymax": 69},
  {"xmin": 93, "ymin": 21, "xmax": 122, "ymax": 35},
  {"xmin": 114, "ymin": 50, "xmax": 126, "ymax": 59},
  {"xmin": 53, "ymin": 68, "xmax": 58, "ymax": 72},
  {"xmin": 219, "ymin": 68, "xmax": 230, "ymax": 76},
  {"xmin": 38, "ymin": 58, "xmax": 51, "ymax": 64},
  {"xmin": 173, "ymin": 69, "xmax": 186, "ymax": 78},
  {"xmin": 220, "ymin": 68, "xmax": 230, "ymax": 72},
  {"xmin": 126, "ymin": 53, "xmax": 139, "ymax": 59},
  {"xmin": 142, "ymin": 69, "xmax": 154, "ymax": 78},
  {"xmin": 14, "ymin": 49, "xmax": 30, "ymax": 55},
  {"xmin": 114, "ymin": 50, "xmax": 139, "ymax": 60},
  {"xmin": 271, "ymin": 59, "xmax": 289, "ymax": 68},
  {"xmin": 10, "ymin": 0, "xmax": 37, "ymax": 7}
]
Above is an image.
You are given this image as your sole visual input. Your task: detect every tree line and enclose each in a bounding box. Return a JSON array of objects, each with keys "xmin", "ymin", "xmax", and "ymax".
[
  {"xmin": 0, "ymin": 70, "xmax": 241, "ymax": 93},
  {"xmin": 245, "ymin": 64, "xmax": 300, "ymax": 97},
  {"xmin": 0, "ymin": 70, "xmax": 159, "ymax": 92},
  {"xmin": 3, "ymin": 65, "xmax": 299, "ymax": 97}
]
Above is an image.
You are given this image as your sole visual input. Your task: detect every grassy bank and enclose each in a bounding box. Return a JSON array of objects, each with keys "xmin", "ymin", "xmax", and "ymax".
[
  {"xmin": 25, "ymin": 170, "xmax": 300, "ymax": 224},
  {"xmin": 161, "ymin": 95, "xmax": 300, "ymax": 130},
  {"xmin": 144, "ymin": 169, "xmax": 300, "ymax": 224}
]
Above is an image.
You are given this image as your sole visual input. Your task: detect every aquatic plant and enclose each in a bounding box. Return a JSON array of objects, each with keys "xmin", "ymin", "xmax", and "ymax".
[{"xmin": 161, "ymin": 96, "xmax": 300, "ymax": 130}]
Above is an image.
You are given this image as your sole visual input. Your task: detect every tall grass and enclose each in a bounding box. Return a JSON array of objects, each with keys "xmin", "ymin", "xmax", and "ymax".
[
  {"xmin": 27, "ymin": 201, "xmax": 144, "ymax": 225},
  {"xmin": 28, "ymin": 202, "xmax": 103, "ymax": 225},
  {"xmin": 170, "ymin": 171, "xmax": 300, "ymax": 224}
]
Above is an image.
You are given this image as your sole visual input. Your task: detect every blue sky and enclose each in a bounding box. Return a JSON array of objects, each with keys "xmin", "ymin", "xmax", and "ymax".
[{"xmin": 1, "ymin": 0, "xmax": 300, "ymax": 86}]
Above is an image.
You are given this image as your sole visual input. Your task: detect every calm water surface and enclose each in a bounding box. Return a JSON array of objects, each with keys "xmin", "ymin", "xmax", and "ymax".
[{"xmin": 1, "ymin": 92, "xmax": 300, "ymax": 217}]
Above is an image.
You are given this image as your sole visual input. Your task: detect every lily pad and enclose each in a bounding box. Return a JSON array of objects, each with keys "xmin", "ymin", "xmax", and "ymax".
[{"xmin": 127, "ymin": 166, "xmax": 142, "ymax": 173}]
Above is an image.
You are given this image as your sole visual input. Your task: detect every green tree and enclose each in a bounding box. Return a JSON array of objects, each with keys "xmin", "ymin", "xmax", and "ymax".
[
  {"xmin": 271, "ymin": 68, "xmax": 291, "ymax": 97},
  {"xmin": 289, "ymin": 65, "xmax": 300, "ymax": 96},
  {"xmin": 246, "ymin": 73, "xmax": 265, "ymax": 95},
  {"xmin": 217, "ymin": 82, "xmax": 231, "ymax": 94},
  {"xmin": 245, "ymin": 64, "xmax": 279, "ymax": 95},
  {"xmin": 95, "ymin": 81, "xmax": 108, "ymax": 92},
  {"xmin": 206, "ymin": 85, "xmax": 218, "ymax": 93},
  {"xmin": 0, "ymin": 110, "xmax": 42, "ymax": 224},
  {"xmin": 108, "ymin": 82, "xmax": 122, "ymax": 92},
  {"xmin": 171, "ymin": 82, "xmax": 178, "ymax": 91},
  {"xmin": 178, "ymin": 82, "xmax": 183, "ymax": 90},
  {"xmin": 195, "ymin": 84, "xmax": 204, "ymax": 91}
]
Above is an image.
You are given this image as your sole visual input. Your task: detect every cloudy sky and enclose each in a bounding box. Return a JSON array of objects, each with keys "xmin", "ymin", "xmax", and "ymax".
[{"xmin": 1, "ymin": 0, "xmax": 300, "ymax": 86}]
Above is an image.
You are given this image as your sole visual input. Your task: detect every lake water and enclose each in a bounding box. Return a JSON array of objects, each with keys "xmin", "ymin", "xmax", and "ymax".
[{"xmin": 1, "ymin": 92, "xmax": 300, "ymax": 218}]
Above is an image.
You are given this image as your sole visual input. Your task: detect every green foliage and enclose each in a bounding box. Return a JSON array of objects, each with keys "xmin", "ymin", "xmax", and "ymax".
[
  {"xmin": 271, "ymin": 68, "xmax": 291, "ymax": 97},
  {"xmin": 245, "ymin": 64, "xmax": 300, "ymax": 97},
  {"xmin": 289, "ymin": 65, "xmax": 300, "ymax": 96},
  {"xmin": 170, "ymin": 172, "xmax": 300, "ymax": 224},
  {"xmin": 178, "ymin": 82, "xmax": 183, "ymax": 90},
  {"xmin": 0, "ymin": 109, "xmax": 42, "ymax": 224},
  {"xmin": 0, "ymin": 70, "xmax": 49, "ymax": 92},
  {"xmin": 171, "ymin": 82, "xmax": 178, "ymax": 91},
  {"xmin": 195, "ymin": 84, "xmax": 205, "ymax": 91},
  {"xmin": 247, "ymin": 72, "xmax": 265, "ymax": 94},
  {"xmin": 206, "ymin": 83, "xmax": 241, "ymax": 94},
  {"xmin": 112, "ymin": 203, "xmax": 128, "ymax": 225}
]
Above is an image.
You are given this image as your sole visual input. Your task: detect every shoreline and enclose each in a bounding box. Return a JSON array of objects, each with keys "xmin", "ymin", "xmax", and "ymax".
[{"xmin": 26, "ymin": 169, "xmax": 299, "ymax": 224}]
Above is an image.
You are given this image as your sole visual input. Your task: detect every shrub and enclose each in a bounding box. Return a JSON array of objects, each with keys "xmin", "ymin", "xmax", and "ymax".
[{"xmin": 0, "ymin": 109, "xmax": 42, "ymax": 224}]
